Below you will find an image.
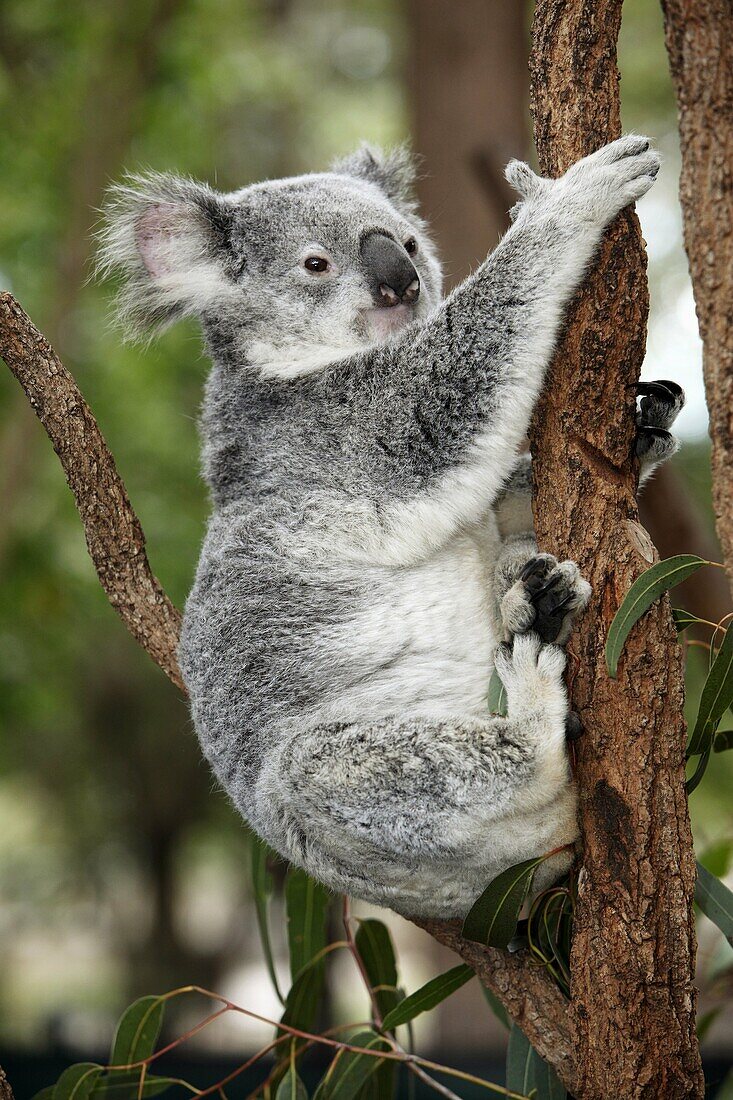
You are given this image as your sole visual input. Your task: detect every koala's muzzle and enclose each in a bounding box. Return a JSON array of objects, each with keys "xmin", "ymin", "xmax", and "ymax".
[{"xmin": 360, "ymin": 231, "xmax": 420, "ymax": 308}]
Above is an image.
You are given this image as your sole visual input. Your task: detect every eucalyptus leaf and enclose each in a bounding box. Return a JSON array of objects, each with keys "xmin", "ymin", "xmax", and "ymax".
[
  {"xmin": 463, "ymin": 856, "xmax": 544, "ymax": 948},
  {"xmin": 714, "ymin": 730, "xmax": 733, "ymax": 753},
  {"xmin": 685, "ymin": 745, "xmax": 712, "ymax": 795},
  {"xmin": 688, "ymin": 625, "xmax": 733, "ymax": 756},
  {"xmin": 505, "ymin": 1025, "xmax": 533, "ymax": 1098},
  {"xmin": 695, "ymin": 861, "xmax": 733, "ymax": 946},
  {"xmin": 605, "ymin": 555, "xmax": 706, "ymax": 678},
  {"xmin": 315, "ymin": 1030, "xmax": 390, "ymax": 1100},
  {"xmin": 280, "ymin": 958, "xmax": 326, "ymax": 1037},
  {"xmin": 285, "ymin": 867, "xmax": 329, "ymax": 981},
  {"xmin": 275, "ymin": 1062, "xmax": 309, "ymax": 1100},
  {"xmin": 252, "ymin": 837, "xmax": 285, "ymax": 1004},
  {"xmin": 488, "ymin": 668, "xmax": 507, "ymax": 717},
  {"xmin": 52, "ymin": 1065, "xmax": 102, "ymax": 1100},
  {"xmin": 109, "ymin": 996, "xmax": 164, "ymax": 1067},
  {"xmin": 355, "ymin": 919, "xmax": 401, "ymax": 1020},
  {"xmin": 31, "ymin": 1092, "xmax": 55, "ymax": 1100},
  {"xmin": 379, "ymin": 964, "xmax": 474, "ymax": 1031},
  {"xmin": 91, "ymin": 1077, "xmax": 176, "ymax": 1099}
]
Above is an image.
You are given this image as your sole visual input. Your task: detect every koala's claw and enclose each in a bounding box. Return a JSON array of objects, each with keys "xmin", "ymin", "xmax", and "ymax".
[
  {"xmin": 635, "ymin": 378, "xmax": 685, "ymax": 465},
  {"xmin": 502, "ymin": 554, "xmax": 591, "ymax": 645}
]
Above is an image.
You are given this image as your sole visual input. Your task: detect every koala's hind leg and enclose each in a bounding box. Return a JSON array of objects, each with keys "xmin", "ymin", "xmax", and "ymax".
[{"xmin": 255, "ymin": 635, "xmax": 574, "ymax": 918}]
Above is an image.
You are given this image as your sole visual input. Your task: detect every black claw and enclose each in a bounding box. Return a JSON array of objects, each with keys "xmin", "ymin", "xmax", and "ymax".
[
  {"xmin": 635, "ymin": 380, "xmax": 683, "ymax": 401},
  {"xmin": 520, "ymin": 556, "xmax": 552, "ymax": 583}
]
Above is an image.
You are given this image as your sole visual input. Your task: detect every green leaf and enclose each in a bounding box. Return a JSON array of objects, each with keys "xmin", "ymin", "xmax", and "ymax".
[
  {"xmin": 355, "ymin": 919, "xmax": 401, "ymax": 1020},
  {"xmin": 506, "ymin": 1026, "xmax": 565, "ymax": 1100},
  {"xmin": 714, "ymin": 729, "xmax": 733, "ymax": 753},
  {"xmin": 280, "ymin": 958, "xmax": 326, "ymax": 1037},
  {"xmin": 31, "ymin": 1091, "xmax": 55, "ymax": 1100},
  {"xmin": 285, "ymin": 867, "xmax": 330, "ymax": 982},
  {"xmin": 605, "ymin": 555, "xmax": 706, "ymax": 678},
  {"xmin": 380, "ymin": 964, "xmax": 474, "ymax": 1031},
  {"xmin": 91, "ymin": 1077, "xmax": 176, "ymax": 1099},
  {"xmin": 488, "ymin": 668, "xmax": 507, "ymax": 716},
  {"xmin": 685, "ymin": 745, "xmax": 712, "ymax": 795},
  {"xmin": 252, "ymin": 837, "xmax": 285, "ymax": 1004},
  {"xmin": 688, "ymin": 625, "xmax": 733, "ymax": 756},
  {"xmin": 672, "ymin": 608, "xmax": 703, "ymax": 634},
  {"xmin": 275, "ymin": 1063, "xmax": 309, "ymax": 1100},
  {"xmin": 353, "ymin": 1061, "xmax": 395, "ymax": 1100},
  {"xmin": 462, "ymin": 856, "xmax": 543, "ymax": 948},
  {"xmin": 481, "ymin": 985, "xmax": 510, "ymax": 1031},
  {"xmin": 695, "ymin": 861, "xmax": 733, "ymax": 946},
  {"xmin": 53, "ymin": 1065, "xmax": 103, "ymax": 1100},
  {"xmin": 109, "ymin": 996, "xmax": 165, "ymax": 1067},
  {"xmin": 505, "ymin": 1025, "xmax": 533, "ymax": 1098},
  {"xmin": 315, "ymin": 1030, "xmax": 390, "ymax": 1100}
]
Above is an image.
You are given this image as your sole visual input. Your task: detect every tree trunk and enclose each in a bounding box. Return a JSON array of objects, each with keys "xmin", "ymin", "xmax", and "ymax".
[
  {"xmin": 407, "ymin": 0, "xmax": 528, "ymax": 289},
  {"xmin": 661, "ymin": 0, "xmax": 733, "ymax": 594},
  {"xmin": 529, "ymin": 2, "xmax": 703, "ymax": 1097}
]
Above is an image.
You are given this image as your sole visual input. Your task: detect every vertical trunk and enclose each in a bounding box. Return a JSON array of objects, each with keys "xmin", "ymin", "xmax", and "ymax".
[
  {"xmin": 529, "ymin": 2, "xmax": 703, "ymax": 1097},
  {"xmin": 661, "ymin": 0, "xmax": 733, "ymax": 591},
  {"xmin": 407, "ymin": 0, "xmax": 528, "ymax": 288}
]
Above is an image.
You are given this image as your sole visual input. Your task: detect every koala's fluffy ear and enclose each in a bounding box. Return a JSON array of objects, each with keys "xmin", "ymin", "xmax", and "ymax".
[
  {"xmin": 97, "ymin": 172, "xmax": 236, "ymax": 337},
  {"xmin": 333, "ymin": 144, "xmax": 419, "ymax": 214}
]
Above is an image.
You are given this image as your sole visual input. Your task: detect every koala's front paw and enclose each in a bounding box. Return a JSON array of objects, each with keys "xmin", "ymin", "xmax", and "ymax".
[
  {"xmin": 558, "ymin": 135, "xmax": 660, "ymax": 226},
  {"xmin": 501, "ymin": 554, "xmax": 591, "ymax": 645},
  {"xmin": 635, "ymin": 379, "xmax": 685, "ymax": 467}
]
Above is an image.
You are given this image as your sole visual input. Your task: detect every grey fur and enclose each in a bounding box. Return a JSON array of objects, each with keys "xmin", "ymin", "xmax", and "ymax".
[{"xmin": 101, "ymin": 138, "xmax": 671, "ymax": 919}]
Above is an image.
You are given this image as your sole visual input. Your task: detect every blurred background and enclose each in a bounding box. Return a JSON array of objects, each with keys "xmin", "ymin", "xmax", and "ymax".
[{"xmin": 0, "ymin": 0, "xmax": 731, "ymax": 1094}]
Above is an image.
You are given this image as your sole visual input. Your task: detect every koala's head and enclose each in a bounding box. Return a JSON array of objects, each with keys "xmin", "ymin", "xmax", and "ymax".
[{"xmin": 99, "ymin": 146, "xmax": 442, "ymax": 378}]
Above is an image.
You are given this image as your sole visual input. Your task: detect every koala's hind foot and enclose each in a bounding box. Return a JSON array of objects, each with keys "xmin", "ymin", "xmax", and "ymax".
[
  {"xmin": 500, "ymin": 553, "xmax": 591, "ymax": 645},
  {"xmin": 636, "ymin": 379, "xmax": 685, "ymax": 470}
]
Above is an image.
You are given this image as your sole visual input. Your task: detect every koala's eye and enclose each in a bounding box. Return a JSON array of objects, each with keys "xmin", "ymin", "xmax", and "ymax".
[
  {"xmin": 404, "ymin": 237, "xmax": 418, "ymax": 256},
  {"xmin": 303, "ymin": 255, "xmax": 330, "ymax": 274}
]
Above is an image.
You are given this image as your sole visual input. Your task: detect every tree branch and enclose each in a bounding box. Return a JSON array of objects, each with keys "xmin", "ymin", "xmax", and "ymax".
[
  {"xmin": 0, "ymin": 290, "xmax": 580, "ymax": 1093},
  {"xmin": 529, "ymin": 1, "xmax": 703, "ymax": 1097},
  {"xmin": 0, "ymin": 292, "xmax": 184, "ymax": 692},
  {"xmin": 661, "ymin": 0, "xmax": 733, "ymax": 592}
]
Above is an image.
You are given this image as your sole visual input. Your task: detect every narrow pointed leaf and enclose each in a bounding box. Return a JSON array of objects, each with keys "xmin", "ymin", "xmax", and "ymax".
[
  {"xmin": 354, "ymin": 1062, "xmax": 395, "ymax": 1100},
  {"xmin": 92, "ymin": 1078, "xmax": 176, "ymax": 1099},
  {"xmin": 355, "ymin": 919, "xmax": 400, "ymax": 1019},
  {"xmin": 380, "ymin": 964, "xmax": 474, "ymax": 1031},
  {"xmin": 695, "ymin": 861, "xmax": 733, "ymax": 946},
  {"xmin": 488, "ymin": 669, "xmax": 507, "ymax": 716},
  {"xmin": 530, "ymin": 1056, "xmax": 566, "ymax": 1100},
  {"xmin": 285, "ymin": 867, "xmax": 329, "ymax": 981},
  {"xmin": 605, "ymin": 555, "xmax": 706, "ymax": 677},
  {"xmin": 685, "ymin": 746, "xmax": 711, "ymax": 794},
  {"xmin": 317, "ymin": 1031, "xmax": 390, "ymax": 1100},
  {"xmin": 252, "ymin": 837, "xmax": 285, "ymax": 1004},
  {"xmin": 505, "ymin": 1025, "xmax": 533, "ymax": 1098},
  {"xmin": 714, "ymin": 730, "xmax": 733, "ymax": 753},
  {"xmin": 688, "ymin": 625, "xmax": 733, "ymax": 755},
  {"xmin": 109, "ymin": 996, "xmax": 164, "ymax": 1066},
  {"xmin": 275, "ymin": 1063, "xmax": 309, "ymax": 1100},
  {"xmin": 32, "ymin": 1092, "xmax": 55, "ymax": 1100},
  {"xmin": 463, "ymin": 856, "xmax": 543, "ymax": 948},
  {"xmin": 280, "ymin": 959, "xmax": 326, "ymax": 1036},
  {"xmin": 53, "ymin": 1064, "xmax": 103, "ymax": 1100}
]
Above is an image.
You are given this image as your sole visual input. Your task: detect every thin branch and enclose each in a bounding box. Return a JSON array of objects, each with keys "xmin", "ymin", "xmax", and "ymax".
[
  {"xmin": 0, "ymin": 292, "xmax": 184, "ymax": 691},
  {"xmin": 0, "ymin": 291, "xmax": 579, "ymax": 1095}
]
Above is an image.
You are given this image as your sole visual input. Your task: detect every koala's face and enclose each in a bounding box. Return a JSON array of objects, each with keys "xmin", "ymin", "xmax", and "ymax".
[{"xmin": 100, "ymin": 147, "xmax": 443, "ymax": 378}]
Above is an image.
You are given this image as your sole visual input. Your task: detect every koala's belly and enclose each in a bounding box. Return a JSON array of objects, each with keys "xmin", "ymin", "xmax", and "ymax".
[{"xmin": 325, "ymin": 534, "xmax": 498, "ymax": 721}]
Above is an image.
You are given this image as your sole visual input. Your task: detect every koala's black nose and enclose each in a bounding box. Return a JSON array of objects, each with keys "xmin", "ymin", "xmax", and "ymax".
[{"xmin": 360, "ymin": 231, "xmax": 420, "ymax": 308}]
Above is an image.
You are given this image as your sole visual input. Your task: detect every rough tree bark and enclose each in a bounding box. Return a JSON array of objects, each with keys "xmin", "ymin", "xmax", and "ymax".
[
  {"xmin": 529, "ymin": 2, "xmax": 703, "ymax": 1097},
  {"xmin": 661, "ymin": 0, "xmax": 733, "ymax": 593}
]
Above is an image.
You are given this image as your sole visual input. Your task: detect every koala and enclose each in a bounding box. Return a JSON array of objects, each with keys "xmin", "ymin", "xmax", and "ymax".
[{"xmin": 100, "ymin": 136, "xmax": 684, "ymax": 920}]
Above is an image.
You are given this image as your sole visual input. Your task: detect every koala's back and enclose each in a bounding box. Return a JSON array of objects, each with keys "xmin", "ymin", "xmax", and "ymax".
[{"xmin": 180, "ymin": 500, "xmax": 500, "ymax": 831}]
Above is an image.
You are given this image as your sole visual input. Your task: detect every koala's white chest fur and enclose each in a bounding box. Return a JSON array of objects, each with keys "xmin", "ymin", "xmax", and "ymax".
[{"xmin": 320, "ymin": 518, "xmax": 500, "ymax": 723}]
